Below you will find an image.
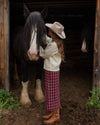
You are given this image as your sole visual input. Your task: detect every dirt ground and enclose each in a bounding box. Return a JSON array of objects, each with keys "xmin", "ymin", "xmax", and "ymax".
[{"xmin": 0, "ymin": 57, "xmax": 100, "ymax": 125}]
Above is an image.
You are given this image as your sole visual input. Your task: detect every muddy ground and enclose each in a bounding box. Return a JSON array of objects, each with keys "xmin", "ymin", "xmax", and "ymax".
[{"xmin": 0, "ymin": 57, "xmax": 100, "ymax": 125}]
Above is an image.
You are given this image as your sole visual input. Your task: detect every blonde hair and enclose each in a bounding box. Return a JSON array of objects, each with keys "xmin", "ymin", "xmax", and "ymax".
[{"xmin": 52, "ymin": 32, "xmax": 65, "ymax": 62}]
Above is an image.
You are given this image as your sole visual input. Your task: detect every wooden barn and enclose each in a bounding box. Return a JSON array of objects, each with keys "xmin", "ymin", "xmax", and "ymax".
[{"xmin": 0, "ymin": 0, "xmax": 100, "ymax": 91}]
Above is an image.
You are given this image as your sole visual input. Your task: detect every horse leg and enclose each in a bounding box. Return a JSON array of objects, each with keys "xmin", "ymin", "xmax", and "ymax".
[
  {"xmin": 20, "ymin": 80, "xmax": 32, "ymax": 106},
  {"xmin": 34, "ymin": 72, "xmax": 45, "ymax": 103},
  {"xmin": 14, "ymin": 62, "xmax": 19, "ymax": 81},
  {"xmin": 34, "ymin": 79, "xmax": 45, "ymax": 103}
]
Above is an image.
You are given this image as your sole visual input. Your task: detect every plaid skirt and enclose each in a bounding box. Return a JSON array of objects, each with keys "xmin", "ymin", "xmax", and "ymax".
[{"xmin": 45, "ymin": 70, "xmax": 61, "ymax": 111}]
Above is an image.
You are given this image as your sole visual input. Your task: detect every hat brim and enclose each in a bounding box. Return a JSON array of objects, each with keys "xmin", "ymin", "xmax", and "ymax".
[{"xmin": 45, "ymin": 23, "xmax": 66, "ymax": 39}]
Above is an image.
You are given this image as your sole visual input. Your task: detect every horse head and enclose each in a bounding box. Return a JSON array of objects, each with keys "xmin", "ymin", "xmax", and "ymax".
[{"xmin": 23, "ymin": 5, "xmax": 47, "ymax": 61}]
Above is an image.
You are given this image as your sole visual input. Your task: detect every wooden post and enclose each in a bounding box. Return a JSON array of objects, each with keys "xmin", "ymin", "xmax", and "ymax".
[
  {"xmin": 0, "ymin": 0, "xmax": 4, "ymax": 86},
  {"xmin": 4, "ymin": 0, "xmax": 10, "ymax": 92},
  {"xmin": 93, "ymin": 0, "xmax": 100, "ymax": 88},
  {"xmin": 0, "ymin": 0, "xmax": 10, "ymax": 91}
]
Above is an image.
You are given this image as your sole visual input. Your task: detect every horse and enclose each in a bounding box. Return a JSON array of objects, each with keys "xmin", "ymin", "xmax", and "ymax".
[
  {"xmin": 81, "ymin": 17, "xmax": 94, "ymax": 53},
  {"xmin": 11, "ymin": 5, "xmax": 47, "ymax": 106}
]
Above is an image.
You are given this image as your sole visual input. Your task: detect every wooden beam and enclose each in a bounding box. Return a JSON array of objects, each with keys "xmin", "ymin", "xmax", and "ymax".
[{"xmin": 11, "ymin": 1, "xmax": 96, "ymax": 8}]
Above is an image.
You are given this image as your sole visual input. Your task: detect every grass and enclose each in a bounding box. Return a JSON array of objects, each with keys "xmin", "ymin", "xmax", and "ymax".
[
  {"xmin": 0, "ymin": 89, "xmax": 21, "ymax": 111},
  {"xmin": 86, "ymin": 87, "xmax": 100, "ymax": 110}
]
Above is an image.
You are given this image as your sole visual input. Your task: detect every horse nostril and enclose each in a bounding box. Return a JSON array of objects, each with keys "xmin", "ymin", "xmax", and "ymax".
[{"xmin": 28, "ymin": 50, "xmax": 38, "ymax": 56}]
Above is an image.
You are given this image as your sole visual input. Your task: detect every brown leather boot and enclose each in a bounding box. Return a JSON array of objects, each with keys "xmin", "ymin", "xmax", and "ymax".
[
  {"xmin": 44, "ymin": 109, "xmax": 60, "ymax": 124},
  {"xmin": 42, "ymin": 111, "xmax": 54, "ymax": 119}
]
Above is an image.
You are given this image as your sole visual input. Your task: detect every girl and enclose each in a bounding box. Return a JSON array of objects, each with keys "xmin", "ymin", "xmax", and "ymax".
[{"xmin": 40, "ymin": 21, "xmax": 66, "ymax": 124}]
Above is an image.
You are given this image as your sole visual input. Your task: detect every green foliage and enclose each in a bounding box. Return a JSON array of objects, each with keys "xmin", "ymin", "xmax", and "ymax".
[
  {"xmin": 0, "ymin": 89, "xmax": 20, "ymax": 111},
  {"xmin": 86, "ymin": 87, "xmax": 100, "ymax": 110}
]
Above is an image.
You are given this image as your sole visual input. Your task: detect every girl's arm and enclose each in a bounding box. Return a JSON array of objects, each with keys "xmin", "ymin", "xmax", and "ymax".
[{"xmin": 40, "ymin": 42, "xmax": 58, "ymax": 59}]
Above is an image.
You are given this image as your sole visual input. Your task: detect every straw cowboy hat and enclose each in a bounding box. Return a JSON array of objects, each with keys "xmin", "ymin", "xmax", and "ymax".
[{"xmin": 45, "ymin": 21, "xmax": 66, "ymax": 39}]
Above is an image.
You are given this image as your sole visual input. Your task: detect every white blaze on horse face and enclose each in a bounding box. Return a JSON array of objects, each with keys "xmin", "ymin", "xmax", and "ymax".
[
  {"xmin": 29, "ymin": 26, "xmax": 37, "ymax": 56},
  {"xmin": 81, "ymin": 39, "xmax": 88, "ymax": 53}
]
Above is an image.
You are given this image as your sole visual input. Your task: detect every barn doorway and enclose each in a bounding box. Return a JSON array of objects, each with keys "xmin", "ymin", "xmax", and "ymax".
[
  {"xmin": 9, "ymin": 0, "xmax": 96, "ymax": 104},
  {"xmin": 9, "ymin": 0, "xmax": 96, "ymax": 89},
  {"xmin": 9, "ymin": 0, "xmax": 96, "ymax": 113}
]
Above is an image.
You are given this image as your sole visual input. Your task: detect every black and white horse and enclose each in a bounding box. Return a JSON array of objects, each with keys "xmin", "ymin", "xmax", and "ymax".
[{"xmin": 12, "ymin": 5, "xmax": 47, "ymax": 106}]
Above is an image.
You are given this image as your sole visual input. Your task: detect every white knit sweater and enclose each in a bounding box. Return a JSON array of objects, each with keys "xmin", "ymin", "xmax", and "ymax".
[{"xmin": 39, "ymin": 36, "xmax": 61, "ymax": 71}]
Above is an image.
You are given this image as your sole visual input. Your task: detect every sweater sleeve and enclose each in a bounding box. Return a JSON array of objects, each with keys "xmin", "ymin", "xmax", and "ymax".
[{"xmin": 40, "ymin": 42, "xmax": 58, "ymax": 59}]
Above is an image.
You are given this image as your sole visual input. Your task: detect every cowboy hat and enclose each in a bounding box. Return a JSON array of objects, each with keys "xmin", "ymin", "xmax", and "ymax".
[{"xmin": 45, "ymin": 21, "xmax": 66, "ymax": 39}]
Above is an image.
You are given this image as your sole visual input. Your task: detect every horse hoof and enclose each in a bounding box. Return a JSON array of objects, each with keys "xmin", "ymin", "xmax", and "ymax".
[
  {"xmin": 20, "ymin": 100, "xmax": 32, "ymax": 107},
  {"xmin": 34, "ymin": 79, "xmax": 45, "ymax": 103},
  {"xmin": 34, "ymin": 90, "xmax": 45, "ymax": 103},
  {"xmin": 35, "ymin": 97, "xmax": 45, "ymax": 103}
]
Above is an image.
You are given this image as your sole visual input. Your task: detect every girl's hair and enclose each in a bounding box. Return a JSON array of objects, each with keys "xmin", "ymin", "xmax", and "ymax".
[{"xmin": 52, "ymin": 32, "xmax": 65, "ymax": 62}]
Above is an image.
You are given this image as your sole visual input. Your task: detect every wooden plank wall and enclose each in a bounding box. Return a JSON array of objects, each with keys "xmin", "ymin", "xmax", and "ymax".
[
  {"xmin": 0, "ymin": 0, "xmax": 9, "ymax": 91},
  {"xmin": 93, "ymin": 0, "xmax": 100, "ymax": 88}
]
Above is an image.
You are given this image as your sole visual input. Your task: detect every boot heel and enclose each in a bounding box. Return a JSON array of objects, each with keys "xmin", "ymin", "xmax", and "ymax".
[{"xmin": 55, "ymin": 117, "xmax": 60, "ymax": 122}]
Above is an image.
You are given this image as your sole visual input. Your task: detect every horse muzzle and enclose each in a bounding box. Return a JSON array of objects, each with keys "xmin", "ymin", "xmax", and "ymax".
[{"xmin": 27, "ymin": 51, "xmax": 39, "ymax": 61}]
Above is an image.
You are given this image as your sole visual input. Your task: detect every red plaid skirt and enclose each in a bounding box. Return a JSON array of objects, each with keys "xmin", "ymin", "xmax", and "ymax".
[{"xmin": 45, "ymin": 70, "xmax": 61, "ymax": 111}]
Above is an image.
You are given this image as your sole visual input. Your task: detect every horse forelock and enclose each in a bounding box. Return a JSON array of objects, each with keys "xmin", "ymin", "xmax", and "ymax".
[{"xmin": 24, "ymin": 11, "xmax": 47, "ymax": 51}]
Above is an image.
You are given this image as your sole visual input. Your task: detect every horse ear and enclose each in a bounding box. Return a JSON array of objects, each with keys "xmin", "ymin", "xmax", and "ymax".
[
  {"xmin": 23, "ymin": 4, "xmax": 30, "ymax": 20},
  {"xmin": 41, "ymin": 8, "xmax": 48, "ymax": 19}
]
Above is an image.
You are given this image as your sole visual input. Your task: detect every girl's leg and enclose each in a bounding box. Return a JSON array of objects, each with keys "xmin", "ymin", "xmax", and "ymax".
[{"xmin": 43, "ymin": 70, "xmax": 61, "ymax": 124}]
